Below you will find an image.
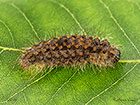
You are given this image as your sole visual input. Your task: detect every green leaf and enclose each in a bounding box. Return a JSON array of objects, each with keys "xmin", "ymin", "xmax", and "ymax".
[{"xmin": 0, "ymin": 0, "xmax": 140, "ymax": 105}]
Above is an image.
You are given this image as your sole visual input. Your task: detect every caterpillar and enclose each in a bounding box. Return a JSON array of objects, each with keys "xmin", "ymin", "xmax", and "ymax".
[{"xmin": 20, "ymin": 35, "xmax": 120, "ymax": 69}]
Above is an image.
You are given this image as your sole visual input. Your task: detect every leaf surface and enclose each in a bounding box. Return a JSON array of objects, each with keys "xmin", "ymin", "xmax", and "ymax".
[{"xmin": 0, "ymin": 0, "xmax": 140, "ymax": 105}]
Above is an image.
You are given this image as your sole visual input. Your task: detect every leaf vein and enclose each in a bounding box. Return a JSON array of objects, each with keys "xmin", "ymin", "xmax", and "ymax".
[
  {"xmin": 0, "ymin": 67, "xmax": 55, "ymax": 104},
  {"xmin": 99, "ymin": 0, "xmax": 140, "ymax": 57},
  {"xmin": 135, "ymin": 98, "xmax": 140, "ymax": 105},
  {"xmin": 46, "ymin": 71, "xmax": 77, "ymax": 104},
  {"xmin": 0, "ymin": 49, "xmax": 4, "ymax": 54},
  {"xmin": 50, "ymin": 0, "xmax": 86, "ymax": 34},
  {"xmin": 0, "ymin": 19, "xmax": 15, "ymax": 48},
  {"xmin": 136, "ymin": 2, "xmax": 140, "ymax": 11},
  {"xmin": 85, "ymin": 63, "xmax": 138, "ymax": 105},
  {"xmin": 10, "ymin": 3, "xmax": 41, "ymax": 41},
  {"xmin": 23, "ymin": 93, "xmax": 29, "ymax": 105}
]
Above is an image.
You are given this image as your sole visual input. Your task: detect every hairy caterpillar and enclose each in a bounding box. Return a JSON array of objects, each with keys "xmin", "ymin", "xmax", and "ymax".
[{"xmin": 20, "ymin": 35, "xmax": 120, "ymax": 69}]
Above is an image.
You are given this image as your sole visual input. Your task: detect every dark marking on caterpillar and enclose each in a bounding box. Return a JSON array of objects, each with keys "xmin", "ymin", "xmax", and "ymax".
[{"xmin": 20, "ymin": 35, "xmax": 121, "ymax": 69}]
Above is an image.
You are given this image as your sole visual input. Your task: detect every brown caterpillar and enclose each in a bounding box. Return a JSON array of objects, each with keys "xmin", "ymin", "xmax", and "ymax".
[{"xmin": 20, "ymin": 35, "xmax": 120, "ymax": 69}]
